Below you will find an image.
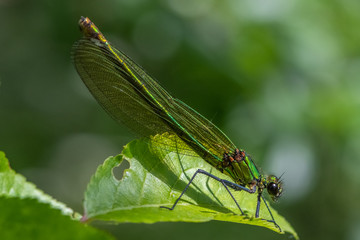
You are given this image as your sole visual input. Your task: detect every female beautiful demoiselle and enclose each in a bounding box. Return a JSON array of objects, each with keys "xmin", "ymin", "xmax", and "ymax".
[{"xmin": 72, "ymin": 16, "xmax": 283, "ymax": 231}]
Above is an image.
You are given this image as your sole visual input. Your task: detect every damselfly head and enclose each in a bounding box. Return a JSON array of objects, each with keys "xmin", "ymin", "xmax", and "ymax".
[{"xmin": 266, "ymin": 175, "xmax": 283, "ymax": 201}]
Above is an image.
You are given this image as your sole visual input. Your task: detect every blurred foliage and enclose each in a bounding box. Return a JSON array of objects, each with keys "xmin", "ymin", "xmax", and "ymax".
[{"xmin": 1, "ymin": 0, "xmax": 360, "ymax": 239}]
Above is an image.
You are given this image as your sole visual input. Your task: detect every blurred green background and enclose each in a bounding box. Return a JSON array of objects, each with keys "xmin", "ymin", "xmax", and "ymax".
[{"xmin": 1, "ymin": 0, "xmax": 360, "ymax": 239}]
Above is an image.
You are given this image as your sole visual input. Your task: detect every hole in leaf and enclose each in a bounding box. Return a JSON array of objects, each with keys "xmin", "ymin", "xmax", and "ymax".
[{"xmin": 112, "ymin": 160, "xmax": 130, "ymax": 180}]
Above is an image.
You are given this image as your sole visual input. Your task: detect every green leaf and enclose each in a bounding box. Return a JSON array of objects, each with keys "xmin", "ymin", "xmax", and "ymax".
[
  {"xmin": 84, "ymin": 134, "xmax": 298, "ymax": 239},
  {"xmin": 0, "ymin": 151, "xmax": 75, "ymax": 216},
  {"xmin": 0, "ymin": 151, "xmax": 115, "ymax": 240},
  {"xmin": 0, "ymin": 197, "xmax": 114, "ymax": 240}
]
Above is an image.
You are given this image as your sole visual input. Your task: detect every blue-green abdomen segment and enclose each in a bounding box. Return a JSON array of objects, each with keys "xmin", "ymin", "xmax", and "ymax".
[{"xmin": 221, "ymin": 149, "xmax": 260, "ymax": 185}]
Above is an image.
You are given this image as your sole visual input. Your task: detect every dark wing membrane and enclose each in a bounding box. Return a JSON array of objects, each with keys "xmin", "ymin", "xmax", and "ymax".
[
  {"xmin": 72, "ymin": 37, "xmax": 236, "ymax": 162},
  {"xmin": 170, "ymin": 99, "xmax": 236, "ymax": 157},
  {"xmin": 113, "ymin": 45, "xmax": 237, "ymax": 159},
  {"xmin": 72, "ymin": 38, "xmax": 174, "ymax": 137}
]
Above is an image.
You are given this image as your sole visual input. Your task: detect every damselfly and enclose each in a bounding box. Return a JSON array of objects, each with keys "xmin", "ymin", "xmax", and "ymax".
[{"xmin": 72, "ymin": 16, "xmax": 283, "ymax": 231}]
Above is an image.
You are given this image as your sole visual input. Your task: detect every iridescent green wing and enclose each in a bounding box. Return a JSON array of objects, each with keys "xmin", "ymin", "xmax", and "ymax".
[{"xmin": 72, "ymin": 37, "xmax": 236, "ymax": 162}]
